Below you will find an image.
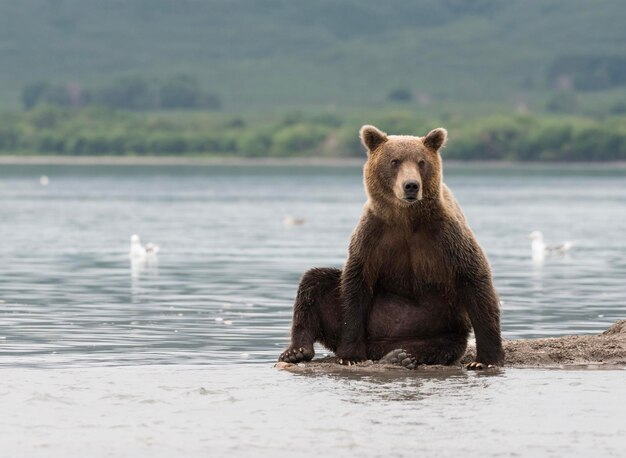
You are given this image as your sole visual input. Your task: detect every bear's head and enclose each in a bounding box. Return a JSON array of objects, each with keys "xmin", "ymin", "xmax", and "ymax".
[{"xmin": 360, "ymin": 125, "xmax": 447, "ymax": 209}]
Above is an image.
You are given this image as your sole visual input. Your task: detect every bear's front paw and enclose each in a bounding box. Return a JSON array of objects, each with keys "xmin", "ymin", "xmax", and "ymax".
[
  {"xmin": 465, "ymin": 361, "xmax": 497, "ymax": 370},
  {"xmin": 278, "ymin": 346, "xmax": 314, "ymax": 363}
]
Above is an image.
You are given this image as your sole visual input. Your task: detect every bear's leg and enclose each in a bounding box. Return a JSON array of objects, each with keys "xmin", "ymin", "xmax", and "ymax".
[
  {"xmin": 456, "ymin": 280, "xmax": 505, "ymax": 367},
  {"xmin": 279, "ymin": 267, "xmax": 342, "ymax": 363},
  {"xmin": 369, "ymin": 334, "xmax": 468, "ymax": 366}
]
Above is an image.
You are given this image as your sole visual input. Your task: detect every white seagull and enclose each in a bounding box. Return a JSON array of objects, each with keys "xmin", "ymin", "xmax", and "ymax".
[
  {"xmin": 129, "ymin": 234, "xmax": 160, "ymax": 259},
  {"xmin": 529, "ymin": 231, "xmax": 573, "ymax": 260}
]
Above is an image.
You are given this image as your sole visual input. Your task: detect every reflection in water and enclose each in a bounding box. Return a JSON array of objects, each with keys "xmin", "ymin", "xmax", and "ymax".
[
  {"xmin": 0, "ymin": 164, "xmax": 625, "ymax": 368},
  {"xmin": 130, "ymin": 255, "xmax": 159, "ymax": 301},
  {"xmin": 290, "ymin": 366, "xmax": 506, "ymax": 403}
]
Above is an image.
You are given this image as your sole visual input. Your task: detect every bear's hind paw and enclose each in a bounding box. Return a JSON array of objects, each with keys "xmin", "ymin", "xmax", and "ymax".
[
  {"xmin": 380, "ymin": 349, "xmax": 419, "ymax": 370},
  {"xmin": 278, "ymin": 346, "xmax": 314, "ymax": 364}
]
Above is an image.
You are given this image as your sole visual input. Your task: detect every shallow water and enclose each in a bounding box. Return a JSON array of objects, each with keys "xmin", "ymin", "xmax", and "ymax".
[
  {"xmin": 1, "ymin": 163, "xmax": 625, "ymax": 456},
  {"xmin": 3, "ymin": 365, "xmax": 626, "ymax": 457}
]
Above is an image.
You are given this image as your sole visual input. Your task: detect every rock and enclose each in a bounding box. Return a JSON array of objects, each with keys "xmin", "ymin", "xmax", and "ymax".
[{"xmin": 275, "ymin": 320, "xmax": 626, "ymax": 373}]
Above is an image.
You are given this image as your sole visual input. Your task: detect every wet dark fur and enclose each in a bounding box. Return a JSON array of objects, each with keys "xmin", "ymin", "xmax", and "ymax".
[{"xmin": 280, "ymin": 126, "xmax": 504, "ymax": 366}]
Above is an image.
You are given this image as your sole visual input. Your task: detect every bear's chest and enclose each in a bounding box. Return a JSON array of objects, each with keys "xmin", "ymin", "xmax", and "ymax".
[{"xmin": 369, "ymin": 229, "xmax": 452, "ymax": 294}]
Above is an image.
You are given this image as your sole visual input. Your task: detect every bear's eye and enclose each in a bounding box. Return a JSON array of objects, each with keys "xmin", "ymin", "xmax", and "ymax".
[
  {"xmin": 418, "ymin": 160, "xmax": 426, "ymax": 169},
  {"xmin": 391, "ymin": 159, "xmax": 400, "ymax": 167}
]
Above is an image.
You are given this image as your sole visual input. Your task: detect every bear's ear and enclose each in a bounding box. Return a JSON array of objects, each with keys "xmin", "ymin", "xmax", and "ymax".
[
  {"xmin": 422, "ymin": 128, "xmax": 448, "ymax": 151},
  {"xmin": 359, "ymin": 125, "xmax": 388, "ymax": 153}
]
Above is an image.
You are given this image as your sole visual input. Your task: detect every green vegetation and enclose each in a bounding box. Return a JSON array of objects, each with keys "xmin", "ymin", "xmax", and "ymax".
[
  {"xmin": 2, "ymin": 106, "xmax": 625, "ymax": 161},
  {"xmin": 1, "ymin": 1, "xmax": 626, "ymax": 160}
]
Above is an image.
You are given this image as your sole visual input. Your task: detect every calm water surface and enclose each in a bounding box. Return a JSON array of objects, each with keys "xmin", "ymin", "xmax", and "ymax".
[{"xmin": 1, "ymin": 163, "xmax": 625, "ymax": 456}]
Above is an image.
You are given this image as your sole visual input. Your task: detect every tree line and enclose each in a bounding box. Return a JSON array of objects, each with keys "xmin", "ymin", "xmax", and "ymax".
[{"xmin": 1, "ymin": 106, "xmax": 625, "ymax": 161}]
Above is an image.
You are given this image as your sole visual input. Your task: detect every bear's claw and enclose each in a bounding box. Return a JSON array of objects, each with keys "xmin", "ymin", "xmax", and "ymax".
[
  {"xmin": 278, "ymin": 346, "xmax": 314, "ymax": 363},
  {"xmin": 379, "ymin": 349, "xmax": 419, "ymax": 370},
  {"xmin": 337, "ymin": 358, "xmax": 366, "ymax": 366},
  {"xmin": 465, "ymin": 361, "xmax": 495, "ymax": 370}
]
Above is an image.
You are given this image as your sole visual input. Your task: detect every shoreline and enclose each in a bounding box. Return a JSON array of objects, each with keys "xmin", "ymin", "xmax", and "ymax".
[
  {"xmin": 2, "ymin": 155, "xmax": 626, "ymax": 168},
  {"xmin": 0, "ymin": 155, "xmax": 363, "ymax": 167}
]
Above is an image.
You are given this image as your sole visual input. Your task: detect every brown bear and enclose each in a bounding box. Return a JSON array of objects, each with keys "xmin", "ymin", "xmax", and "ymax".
[{"xmin": 279, "ymin": 125, "xmax": 504, "ymax": 369}]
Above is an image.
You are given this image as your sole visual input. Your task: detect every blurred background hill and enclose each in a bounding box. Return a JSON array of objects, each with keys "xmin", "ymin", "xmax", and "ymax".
[{"xmin": 1, "ymin": 0, "xmax": 625, "ymax": 159}]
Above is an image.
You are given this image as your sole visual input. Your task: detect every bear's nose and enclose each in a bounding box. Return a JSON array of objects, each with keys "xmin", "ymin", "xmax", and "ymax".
[{"xmin": 403, "ymin": 181, "xmax": 420, "ymax": 194}]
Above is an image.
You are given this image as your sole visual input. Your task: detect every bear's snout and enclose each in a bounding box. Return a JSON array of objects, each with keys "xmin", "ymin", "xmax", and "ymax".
[
  {"xmin": 391, "ymin": 159, "xmax": 423, "ymax": 204},
  {"xmin": 403, "ymin": 180, "xmax": 420, "ymax": 201}
]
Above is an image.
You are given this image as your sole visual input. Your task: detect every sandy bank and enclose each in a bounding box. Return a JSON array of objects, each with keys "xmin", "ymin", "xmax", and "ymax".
[{"xmin": 276, "ymin": 320, "xmax": 626, "ymax": 374}]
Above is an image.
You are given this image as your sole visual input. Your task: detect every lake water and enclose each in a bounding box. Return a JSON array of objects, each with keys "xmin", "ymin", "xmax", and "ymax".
[{"xmin": 1, "ymin": 163, "xmax": 625, "ymax": 456}]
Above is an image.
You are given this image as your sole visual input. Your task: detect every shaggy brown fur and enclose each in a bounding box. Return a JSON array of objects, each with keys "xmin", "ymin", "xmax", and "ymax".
[{"xmin": 279, "ymin": 125, "xmax": 504, "ymax": 368}]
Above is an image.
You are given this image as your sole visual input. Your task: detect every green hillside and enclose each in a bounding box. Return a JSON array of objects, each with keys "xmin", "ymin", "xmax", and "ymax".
[{"xmin": 1, "ymin": 0, "xmax": 626, "ymax": 111}]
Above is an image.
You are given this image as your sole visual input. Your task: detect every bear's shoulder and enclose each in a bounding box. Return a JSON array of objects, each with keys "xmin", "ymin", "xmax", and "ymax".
[{"xmin": 440, "ymin": 183, "xmax": 468, "ymax": 225}]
